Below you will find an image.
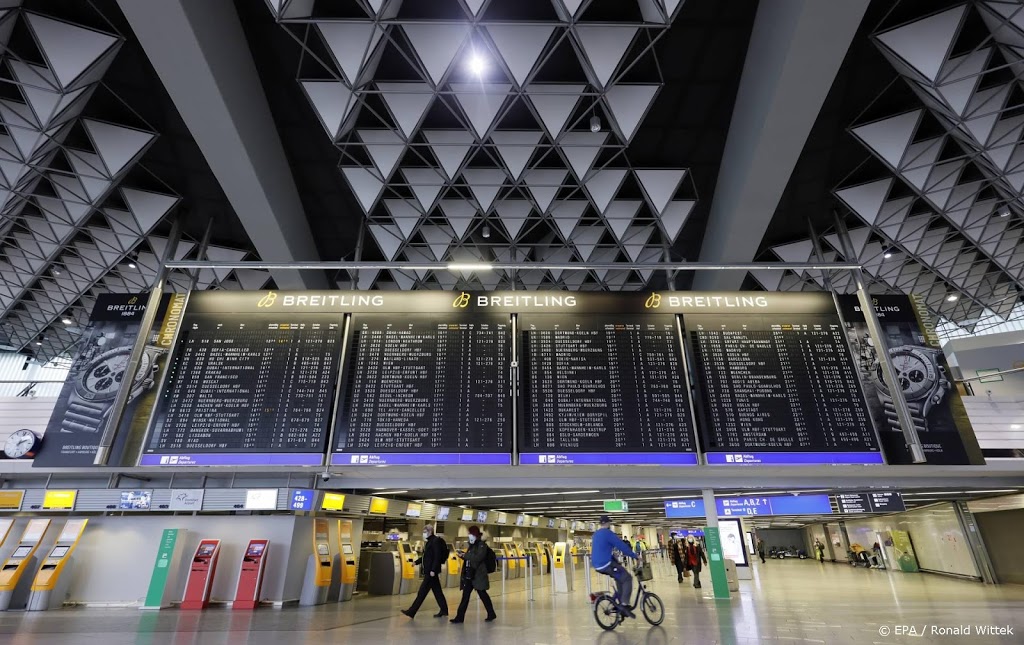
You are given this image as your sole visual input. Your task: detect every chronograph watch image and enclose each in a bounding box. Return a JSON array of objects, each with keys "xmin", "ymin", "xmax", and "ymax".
[
  {"xmin": 873, "ymin": 345, "xmax": 951, "ymax": 433},
  {"xmin": 60, "ymin": 344, "xmax": 166, "ymax": 435}
]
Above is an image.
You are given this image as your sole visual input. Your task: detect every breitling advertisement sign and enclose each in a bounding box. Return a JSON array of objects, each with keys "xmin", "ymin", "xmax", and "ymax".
[
  {"xmin": 839, "ymin": 295, "xmax": 984, "ymax": 465},
  {"xmin": 34, "ymin": 293, "xmax": 185, "ymax": 468}
]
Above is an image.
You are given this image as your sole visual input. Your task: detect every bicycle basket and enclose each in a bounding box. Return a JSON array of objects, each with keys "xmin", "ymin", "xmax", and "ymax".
[{"xmin": 637, "ymin": 562, "xmax": 654, "ymax": 581}]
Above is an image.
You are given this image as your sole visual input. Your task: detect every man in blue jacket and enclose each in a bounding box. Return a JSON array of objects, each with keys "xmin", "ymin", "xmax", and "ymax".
[{"xmin": 591, "ymin": 515, "xmax": 639, "ymax": 617}]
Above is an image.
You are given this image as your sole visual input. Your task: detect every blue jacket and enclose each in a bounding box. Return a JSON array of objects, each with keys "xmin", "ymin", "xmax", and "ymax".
[{"xmin": 591, "ymin": 527, "xmax": 639, "ymax": 570}]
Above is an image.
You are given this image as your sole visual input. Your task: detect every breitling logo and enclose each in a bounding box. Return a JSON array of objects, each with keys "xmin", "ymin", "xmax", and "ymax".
[
  {"xmin": 257, "ymin": 291, "xmax": 278, "ymax": 308},
  {"xmin": 452, "ymin": 292, "xmax": 471, "ymax": 308},
  {"xmin": 644, "ymin": 293, "xmax": 662, "ymax": 309},
  {"xmin": 128, "ymin": 296, "xmax": 138, "ymax": 305}
]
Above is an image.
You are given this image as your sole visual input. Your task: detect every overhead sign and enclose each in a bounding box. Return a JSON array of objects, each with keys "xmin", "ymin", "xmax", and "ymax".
[
  {"xmin": 0, "ymin": 490, "xmax": 24, "ymax": 511},
  {"xmin": 119, "ymin": 490, "xmax": 152, "ymax": 510},
  {"xmin": 321, "ymin": 492, "xmax": 345, "ymax": 511},
  {"xmin": 406, "ymin": 503, "xmax": 422, "ymax": 518},
  {"xmin": 604, "ymin": 500, "xmax": 629, "ymax": 513},
  {"xmin": 369, "ymin": 498, "xmax": 389, "ymax": 514},
  {"xmin": 289, "ymin": 489, "xmax": 315, "ymax": 512},
  {"xmin": 665, "ymin": 494, "xmax": 834, "ymax": 518},
  {"xmin": 168, "ymin": 489, "xmax": 204, "ymax": 511},
  {"xmin": 834, "ymin": 492, "xmax": 905, "ymax": 514},
  {"xmin": 244, "ymin": 489, "xmax": 279, "ymax": 511},
  {"xmin": 42, "ymin": 490, "xmax": 77, "ymax": 510}
]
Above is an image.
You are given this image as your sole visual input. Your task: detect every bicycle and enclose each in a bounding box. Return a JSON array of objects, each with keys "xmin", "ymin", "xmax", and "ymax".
[{"xmin": 590, "ymin": 558, "xmax": 665, "ymax": 630}]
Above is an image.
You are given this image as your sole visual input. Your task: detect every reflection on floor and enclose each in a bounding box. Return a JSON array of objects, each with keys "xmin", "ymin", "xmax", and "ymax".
[{"xmin": 2, "ymin": 558, "xmax": 1023, "ymax": 644}]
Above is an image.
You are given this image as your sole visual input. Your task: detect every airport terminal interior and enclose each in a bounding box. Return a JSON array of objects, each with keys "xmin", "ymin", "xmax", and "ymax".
[{"xmin": 2, "ymin": 0, "xmax": 1024, "ymax": 643}]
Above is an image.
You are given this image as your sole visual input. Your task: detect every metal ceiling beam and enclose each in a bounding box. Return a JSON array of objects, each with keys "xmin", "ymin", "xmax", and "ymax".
[
  {"xmin": 694, "ymin": 0, "xmax": 870, "ymax": 291},
  {"xmin": 116, "ymin": 0, "xmax": 325, "ymax": 289}
]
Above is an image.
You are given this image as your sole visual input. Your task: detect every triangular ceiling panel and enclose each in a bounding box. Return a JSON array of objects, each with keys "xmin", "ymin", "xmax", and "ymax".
[
  {"xmin": 402, "ymin": 23, "xmax": 471, "ymax": 86},
  {"xmin": 377, "ymin": 83, "xmax": 433, "ymax": 139},
  {"xmin": 317, "ymin": 22, "xmax": 384, "ymax": 86},
  {"xmin": 24, "ymin": 13, "xmax": 119, "ymax": 90},
  {"xmin": 120, "ymin": 188, "xmax": 178, "ymax": 233},
  {"xmin": 560, "ymin": 131, "xmax": 606, "ymax": 180},
  {"xmin": 82, "ymin": 120, "xmax": 154, "ymax": 177},
  {"xmin": 341, "ymin": 166, "xmax": 385, "ymax": 213},
  {"xmin": 301, "ymin": 81, "xmax": 356, "ymax": 140},
  {"xmin": 486, "ymin": 24, "xmax": 555, "ymax": 87},
  {"xmin": 450, "ymin": 84, "xmax": 512, "ymax": 138},
  {"xmin": 383, "ymin": 199, "xmax": 422, "ymax": 239},
  {"xmin": 585, "ymin": 168, "xmax": 628, "ymax": 214},
  {"xmin": 604, "ymin": 199, "xmax": 642, "ymax": 240},
  {"xmin": 419, "ymin": 223, "xmax": 455, "ymax": 260},
  {"xmin": 494, "ymin": 199, "xmax": 532, "ymax": 239},
  {"xmin": 402, "ymin": 167, "xmax": 446, "ymax": 212},
  {"xmin": 369, "ymin": 223, "xmax": 403, "ymax": 260},
  {"xmin": 851, "ymin": 111, "xmax": 921, "ymax": 169},
  {"xmin": 550, "ymin": 199, "xmax": 588, "ymax": 239},
  {"xmin": 835, "ymin": 178, "xmax": 893, "ymax": 225},
  {"xmin": 573, "ymin": 25, "xmax": 638, "ymax": 88},
  {"xmin": 876, "ymin": 5, "xmax": 966, "ymax": 82},
  {"xmin": 526, "ymin": 85, "xmax": 584, "ymax": 139},
  {"xmin": 635, "ymin": 169, "xmax": 686, "ymax": 214},
  {"xmin": 440, "ymin": 199, "xmax": 477, "ymax": 239},
  {"xmin": 462, "ymin": 168, "xmax": 506, "ymax": 212},
  {"xmin": 358, "ymin": 129, "xmax": 405, "ymax": 180},
  {"xmin": 522, "ymin": 168, "xmax": 567, "ymax": 212},
  {"xmin": 605, "ymin": 84, "xmax": 660, "ymax": 141},
  {"xmin": 424, "ymin": 130, "xmax": 475, "ymax": 179},
  {"xmin": 490, "ymin": 131, "xmax": 543, "ymax": 180}
]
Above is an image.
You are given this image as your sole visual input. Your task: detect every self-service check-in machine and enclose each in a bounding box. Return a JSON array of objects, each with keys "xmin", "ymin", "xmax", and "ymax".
[
  {"xmin": 397, "ymin": 541, "xmax": 416, "ymax": 595},
  {"xmin": 514, "ymin": 543, "xmax": 528, "ymax": 575},
  {"xmin": 501, "ymin": 543, "xmax": 518, "ymax": 579},
  {"xmin": 525, "ymin": 546, "xmax": 541, "ymax": 576},
  {"xmin": 27, "ymin": 519, "xmax": 88, "ymax": 611},
  {"xmin": 366, "ymin": 544, "xmax": 403, "ymax": 595},
  {"xmin": 0, "ymin": 518, "xmax": 50, "ymax": 611},
  {"xmin": 570, "ymin": 544, "xmax": 579, "ymax": 566},
  {"xmin": 552, "ymin": 542, "xmax": 573, "ymax": 593},
  {"xmin": 232, "ymin": 540, "xmax": 269, "ymax": 610},
  {"xmin": 182, "ymin": 539, "xmax": 221, "ymax": 610},
  {"xmin": 336, "ymin": 520, "xmax": 356, "ymax": 602},
  {"xmin": 445, "ymin": 544, "xmax": 461, "ymax": 588},
  {"xmin": 300, "ymin": 518, "xmax": 332, "ymax": 606}
]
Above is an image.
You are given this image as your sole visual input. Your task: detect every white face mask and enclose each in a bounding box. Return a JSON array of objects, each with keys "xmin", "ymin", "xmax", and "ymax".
[
  {"xmin": 423, "ymin": 533, "xmax": 430, "ymax": 540},
  {"xmin": 468, "ymin": 535, "xmax": 477, "ymax": 544},
  {"xmin": 687, "ymin": 537, "xmax": 695, "ymax": 544}
]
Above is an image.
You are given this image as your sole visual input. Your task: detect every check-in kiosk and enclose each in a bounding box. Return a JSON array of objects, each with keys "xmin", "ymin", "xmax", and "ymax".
[
  {"xmin": 514, "ymin": 543, "xmax": 528, "ymax": 575},
  {"xmin": 232, "ymin": 540, "xmax": 269, "ymax": 610},
  {"xmin": 445, "ymin": 544, "xmax": 461, "ymax": 588},
  {"xmin": 501, "ymin": 543, "xmax": 518, "ymax": 579},
  {"xmin": 299, "ymin": 518, "xmax": 332, "ymax": 606},
  {"xmin": 337, "ymin": 520, "xmax": 356, "ymax": 602},
  {"xmin": 182, "ymin": 539, "xmax": 221, "ymax": 610},
  {"xmin": 570, "ymin": 544, "xmax": 579, "ymax": 566},
  {"xmin": 543, "ymin": 543, "xmax": 554, "ymax": 573},
  {"xmin": 552, "ymin": 542, "xmax": 573, "ymax": 593},
  {"xmin": 27, "ymin": 519, "xmax": 88, "ymax": 611},
  {"xmin": 525, "ymin": 546, "xmax": 541, "ymax": 576},
  {"xmin": 0, "ymin": 519, "xmax": 50, "ymax": 611},
  {"xmin": 366, "ymin": 546, "xmax": 403, "ymax": 595},
  {"xmin": 397, "ymin": 541, "xmax": 416, "ymax": 594}
]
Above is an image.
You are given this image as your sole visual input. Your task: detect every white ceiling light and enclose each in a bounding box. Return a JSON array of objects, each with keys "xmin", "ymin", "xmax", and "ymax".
[
  {"xmin": 946, "ymin": 294, "xmax": 959, "ymax": 302},
  {"xmin": 467, "ymin": 51, "xmax": 487, "ymax": 76}
]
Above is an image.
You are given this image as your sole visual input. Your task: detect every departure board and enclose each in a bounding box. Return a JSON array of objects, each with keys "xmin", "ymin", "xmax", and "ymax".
[
  {"xmin": 140, "ymin": 313, "xmax": 342, "ymax": 466},
  {"xmin": 519, "ymin": 314, "xmax": 698, "ymax": 465},
  {"xmin": 686, "ymin": 313, "xmax": 882, "ymax": 465},
  {"xmin": 333, "ymin": 314, "xmax": 511, "ymax": 465}
]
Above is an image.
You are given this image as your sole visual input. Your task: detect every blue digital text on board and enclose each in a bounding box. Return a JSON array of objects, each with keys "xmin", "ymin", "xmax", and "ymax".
[
  {"xmin": 290, "ymin": 489, "xmax": 315, "ymax": 512},
  {"xmin": 664, "ymin": 494, "xmax": 833, "ymax": 518}
]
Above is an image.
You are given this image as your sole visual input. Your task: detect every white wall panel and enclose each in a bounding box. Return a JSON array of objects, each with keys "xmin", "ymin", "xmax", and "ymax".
[{"xmin": 0, "ymin": 396, "xmax": 58, "ymax": 448}]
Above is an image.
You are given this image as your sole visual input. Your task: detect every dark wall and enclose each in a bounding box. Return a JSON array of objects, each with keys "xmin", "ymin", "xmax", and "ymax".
[
  {"xmin": 975, "ymin": 508, "xmax": 1024, "ymax": 585},
  {"xmin": 757, "ymin": 529, "xmax": 806, "ymax": 552}
]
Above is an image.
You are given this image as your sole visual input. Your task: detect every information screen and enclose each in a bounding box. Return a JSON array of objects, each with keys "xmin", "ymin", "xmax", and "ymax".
[
  {"xmin": 142, "ymin": 312, "xmax": 342, "ymax": 466},
  {"xmin": 686, "ymin": 313, "xmax": 881, "ymax": 465},
  {"xmin": 834, "ymin": 492, "xmax": 906, "ymax": 513},
  {"xmin": 519, "ymin": 314, "xmax": 697, "ymax": 465},
  {"xmin": 333, "ymin": 314, "xmax": 511, "ymax": 465},
  {"xmin": 12, "ymin": 546, "xmax": 32, "ymax": 558}
]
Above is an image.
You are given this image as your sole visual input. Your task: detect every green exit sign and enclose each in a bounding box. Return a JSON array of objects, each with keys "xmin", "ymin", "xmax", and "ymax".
[{"xmin": 604, "ymin": 500, "xmax": 629, "ymax": 513}]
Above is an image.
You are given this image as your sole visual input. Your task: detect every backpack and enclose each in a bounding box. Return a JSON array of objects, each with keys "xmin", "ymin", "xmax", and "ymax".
[{"xmin": 484, "ymin": 544, "xmax": 497, "ymax": 574}]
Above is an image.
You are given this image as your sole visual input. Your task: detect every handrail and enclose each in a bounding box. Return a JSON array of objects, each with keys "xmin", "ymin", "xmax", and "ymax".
[{"xmin": 956, "ymin": 366, "xmax": 1024, "ymax": 383}]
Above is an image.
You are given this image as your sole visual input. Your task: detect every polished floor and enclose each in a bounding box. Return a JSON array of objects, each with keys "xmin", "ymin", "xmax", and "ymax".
[{"xmin": 3, "ymin": 557, "xmax": 1023, "ymax": 644}]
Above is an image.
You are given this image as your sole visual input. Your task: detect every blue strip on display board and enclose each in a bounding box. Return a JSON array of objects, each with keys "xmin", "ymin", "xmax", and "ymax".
[
  {"xmin": 139, "ymin": 453, "xmax": 325, "ymax": 466},
  {"xmin": 520, "ymin": 452, "xmax": 699, "ymax": 466},
  {"xmin": 664, "ymin": 494, "xmax": 834, "ymax": 518},
  {"xmin": 331, "ymin": 452, "xmax": 512, "ymax": 466},
  {"xmin": 704, "ymin": 452, "xmax": 885, "ymax": 465}
]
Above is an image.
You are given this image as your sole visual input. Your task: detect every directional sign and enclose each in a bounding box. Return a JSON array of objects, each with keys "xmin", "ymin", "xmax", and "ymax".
[
  {"xmin": 289, "ymin": 489, "xmax": 315, "ymax": 512},
  {"xmin": 665, "ymin": 494, "xmax": 834, "ymax": 518}
]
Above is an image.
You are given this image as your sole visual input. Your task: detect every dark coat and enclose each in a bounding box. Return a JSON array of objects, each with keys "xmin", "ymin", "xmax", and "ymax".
[
  {"xmin": 461, "ymin": 539, "xmax": 490, "ymax": 591},
  {"xmin": 668, "ymin": 539, "xmax": 683, "ymax": 564},
  {"xmin": 683, "ymin": 542, "xmax": 707, "ymax": 573},
  {"xmin": 417, "ymin": 534, "xmax": 447, "ymax": 575}
]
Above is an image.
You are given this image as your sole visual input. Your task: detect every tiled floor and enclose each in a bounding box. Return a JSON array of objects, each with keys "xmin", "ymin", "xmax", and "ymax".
[{"xmin": 3, "ymin": 558, "xmax": 1023, "ymax": 644}]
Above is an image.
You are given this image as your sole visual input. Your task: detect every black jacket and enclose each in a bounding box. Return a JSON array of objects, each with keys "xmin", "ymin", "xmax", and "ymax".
[{"xmin": 417, "ymin": 534, "xmax": 448, "ymax": 575}]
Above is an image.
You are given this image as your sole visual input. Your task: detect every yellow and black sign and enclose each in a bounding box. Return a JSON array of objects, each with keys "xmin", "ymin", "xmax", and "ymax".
[{"xmin": 42, "ymin": 490, "xmax": 77, "ymax": 511}]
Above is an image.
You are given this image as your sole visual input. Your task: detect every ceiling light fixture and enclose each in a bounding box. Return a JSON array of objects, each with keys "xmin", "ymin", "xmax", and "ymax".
[
  {"xmin": 467, "ymin": 52, "xmax": 487, "ymax": 77},
  {"xmin": 589, "ymin": 113, "xmax": 601, "ymax": 133},
  {"xmin": 946, "ymin": 294, "xmax": 958, "ymax": 302},
  {"xmin": 448, "ymin": 262, "xmax": 493, "ymax": 272},
  {"xmin": 481, "ymin": 224, "xmax": 490, "ymax": 239},
  {"xmin": 61, "ymin": 318, "xmax": 73, "ymax": 325},
  {"xmin": 999, "ymin": 208, "xmax": 1011, "ymax": 218}
]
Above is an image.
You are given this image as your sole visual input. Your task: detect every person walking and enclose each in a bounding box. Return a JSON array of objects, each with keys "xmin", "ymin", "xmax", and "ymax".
[
  {"xmin": 683, "ymin": 535, "xmax": 707, "ymax": 589},
  {"xmin": 668, "ymin": 532, "xmax": 686, "ymax": 583},
  {"xmin": 756, "ymin": 537, "xmax": 766, "ymax": 564},
  {"xmin": 401, "ymin": 525, "xmax": 449, "ymax": 619},
  {"xmin": 451, "ymin": 526, "xmax": 496, "ymax": 624}
]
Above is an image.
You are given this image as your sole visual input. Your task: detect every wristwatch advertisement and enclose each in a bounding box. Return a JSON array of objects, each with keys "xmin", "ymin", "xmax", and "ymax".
[
  {"xmin": 60, "ymin": 344, "xmax": 166, "ymax": 435},
  {"xmin": 873, "ymin": 345, "xmax": 951, "ymax": 433}
]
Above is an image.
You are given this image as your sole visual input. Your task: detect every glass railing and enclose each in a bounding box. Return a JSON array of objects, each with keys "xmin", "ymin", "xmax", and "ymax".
[{"xmin": 0, "ymin": 380, "xmax": 66, "ymax": 398}]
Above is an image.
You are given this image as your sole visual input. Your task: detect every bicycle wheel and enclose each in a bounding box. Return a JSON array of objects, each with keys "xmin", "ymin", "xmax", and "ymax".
[
  {"xmin": 593, "ymin": 595, "xmax": 621, "ymax": 631},
  {"xmin": 641, "ymin": 592, "xmax": 665, "ymax": 626}
]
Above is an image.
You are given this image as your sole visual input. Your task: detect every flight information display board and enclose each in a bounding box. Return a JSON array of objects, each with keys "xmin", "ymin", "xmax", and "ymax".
[
  {"xmin": 141, "ymin": 312, "xmax": 342, "ymax": 466},
  {"xmin": 685, "ymin": 311, "xmax": 881, "ymax": 465},
  {"xmin": 332, "ymin": 313, "xmax": 511, "ymax": 465},
  {"xmin": 519, "ymin": 314, "xmax": 697, "ymax": 465},
  {"xmin": 834, "ymin": 492, "xmax": 906, "ymax": 514}
]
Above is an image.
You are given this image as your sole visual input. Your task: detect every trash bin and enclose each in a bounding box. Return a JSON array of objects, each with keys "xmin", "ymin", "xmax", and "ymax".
[{"xmin": 723, "ymin": 559, "xmax": 740, "ymax": 592}]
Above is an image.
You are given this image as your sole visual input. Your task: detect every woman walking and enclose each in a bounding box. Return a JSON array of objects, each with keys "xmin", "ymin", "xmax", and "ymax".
[{"xmin": 451, "ymin": 526, "xmax": 497, "ymax": 624}]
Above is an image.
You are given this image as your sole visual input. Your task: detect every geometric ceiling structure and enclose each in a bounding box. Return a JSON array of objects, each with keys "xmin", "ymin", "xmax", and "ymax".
[
  {"xmin": 753, "ymin": 2, "xmax": 1024, "ymax": 335},
  {"xmin": 0, "ymin": 5, "xmax": 269, "ymax": 364},
  {"xmin": 268, "ymin": 0, "xmax": 695, "ymax": 291}
]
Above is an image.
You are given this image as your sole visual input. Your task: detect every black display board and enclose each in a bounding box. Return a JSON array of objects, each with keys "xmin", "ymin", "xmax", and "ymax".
[
  {"xmin": 332, "ymin": 313, "xmax": 511, "ymax": 465},
  {"xmin": 141, "ymin": 312, "xmax": 342, "ymax": 466},
  {"xmin": 685, "ymin": 312, "xmax": 881, "ymax": 465},
  {"xmin": 519, "ymin": 314, "xmax": 697, "ymax": 465},
  {"xmin": 834, "ymin": 492, "xmax": 906, "ymax": 513}
]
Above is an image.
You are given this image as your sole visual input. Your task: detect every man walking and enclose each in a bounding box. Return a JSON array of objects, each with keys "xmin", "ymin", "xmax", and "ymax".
[{"xmin": 401, "ymin": 525, "xmax": 449, "ymax": 619}]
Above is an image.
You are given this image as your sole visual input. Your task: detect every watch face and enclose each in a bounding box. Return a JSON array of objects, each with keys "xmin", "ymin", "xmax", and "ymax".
[
  {"xmin": 4, "ymin": 429, "xmax": 38, "ymax": 458},
  {"xmin": 77, "ymin": 348, "xmax": 132, "ymax": 401},
  {"xmin": 878, "ymin": 350, "xmax": 935, "ymax": 401}
]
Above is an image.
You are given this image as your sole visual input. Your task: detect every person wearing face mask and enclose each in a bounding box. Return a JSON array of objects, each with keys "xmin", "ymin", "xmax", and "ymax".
[
  {"xmin": 451, "ymin": 526, "xmax": 497, "ymax": 624},
  {"xmin": 401, "ymin": 525, "xmax": 449, "ymax": 619},
  {"xmin": 684, "ymin": 535, "xmax": 707, "ymax": 589}
]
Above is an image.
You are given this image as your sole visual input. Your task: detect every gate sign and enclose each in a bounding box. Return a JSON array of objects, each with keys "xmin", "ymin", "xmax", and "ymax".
[
  {"xmin": 665, "ymin": 494, "xmax": 834, "ymax": 518},
  {"xmin": 289, "ymin": 489, "xmax": 315, "ymax": 512}
]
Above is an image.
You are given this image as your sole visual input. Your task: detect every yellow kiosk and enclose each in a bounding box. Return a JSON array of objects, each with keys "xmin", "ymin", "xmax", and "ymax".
[
  {"xmin": 397, "ymin": 541, "xmax": 416, "ymax": 594},
  {"xmin": 300, "ymin": 518, "xmax": 333, "ymax": 606},
  {"xmin": 445, "ymin": 544, "xmax": 461, "ymax": 588},
  {"xmin": 514, "ymin": 543, "xmax": 529, "ymax": 575},
  {"xmin": 501, "ymin": 543, "xmax": 518, "ymax": 579},
  {"xmin": 552, "ymin": 542, "xmax": 573, "ymax": 593},
  {"xmin": 337, "ymin": 520, "xmax": 357, "ymax": 602},
  {"xmin": 0, "ymin": 519, "xmax": 51, "ymax": 611},
  {"xmin": 570, "ymin": 544, "xmax": 579, "ymax": 566},
  {"xmin": 28, "ymin": 518, "xmax": 88, "ymax": 611}
]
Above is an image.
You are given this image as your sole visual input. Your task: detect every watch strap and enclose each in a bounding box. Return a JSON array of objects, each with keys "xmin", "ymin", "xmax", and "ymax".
[
  {"xmin": 882, "ymin": 400, "xmax": 927, "ymax": 433},
  {"xmin": 60, "ymin": 400, "xmax": 109, "ymax": 434}
]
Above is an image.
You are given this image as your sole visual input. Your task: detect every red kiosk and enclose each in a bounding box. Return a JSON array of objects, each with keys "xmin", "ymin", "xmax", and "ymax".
[
  {"xmin": 181, "ymin": 539, "xmax": 221, "ymax": 610},
  {"xmin": 233, "ymin": 540, "xmax": 270, "ymax": 610}
]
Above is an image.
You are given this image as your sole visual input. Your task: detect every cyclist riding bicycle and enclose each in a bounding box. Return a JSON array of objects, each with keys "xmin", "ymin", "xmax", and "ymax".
[{"xmin": 591, "ymin": 514, "xmax": 640, "ymax": 618}]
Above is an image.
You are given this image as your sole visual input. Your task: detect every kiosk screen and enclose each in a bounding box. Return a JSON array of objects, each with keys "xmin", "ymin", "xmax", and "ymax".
[
  {"xmin": 12, "ymin": 546, "xmax": 32, "ymax": 558},
  {"xmin": 49, "ymin": 546, "xmax": 69, "ymax": 558},
  {"xmin": 342, "ymin": 544, "xmax": 354, "ymax": 555},
  {"xmin": 198, "ymin": 544, "xmax": 216, "ymax": 557},
  {"xmin": 247, "ymin": 543, "xmax": 266, "ymax": 556}
]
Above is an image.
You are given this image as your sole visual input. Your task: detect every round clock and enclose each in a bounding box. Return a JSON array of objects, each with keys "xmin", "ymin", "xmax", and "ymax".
[{"xmin": 4, "ymin": 429, "xmax": 41, "ymax": 459}]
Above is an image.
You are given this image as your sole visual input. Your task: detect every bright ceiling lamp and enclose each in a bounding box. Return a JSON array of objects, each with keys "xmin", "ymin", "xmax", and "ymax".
[
  {"xmin": 448, "ymin": 262, "xmax": 493, "ymax": 271},
  {"xmin": 466, "ymin": 51, "xmax": 487, "ymax": 77}
]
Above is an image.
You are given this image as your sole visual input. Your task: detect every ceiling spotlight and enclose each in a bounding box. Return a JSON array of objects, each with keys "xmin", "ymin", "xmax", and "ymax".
[
  {"xmin": 999, "ymin": 207, "xmax": 1011, "ymax": 218},
  {"xmin": 946, "ymin": 294, "xmax": 959, "ymax": 302},
  {"xmin": 52, "ymin": 268, "xmax": 61, "ymax": 276},
  {"xmin": 883, "ymin": 251, "xmax": 893, "ymax": 259},
  {"xmin": 127, "ymin": 252, "xmax": 138, "ymax": 269},
  {"xmin": 482, "ymin": 224, "xmax": 491, "ymax": 239},
  {"xmin": 128, "ymin": 260, "xmax": 137, "ymax": 269},
  {"xmin": 590, "ymin": 113, "xmax": 602, "ymax": 133},
  {"xmin": 467, "ymin": 52, "xmax": 487, "ymax": 77},
  {"xmin": 61, "ymin": 317, "xmax": 72, "ymax": 325}
]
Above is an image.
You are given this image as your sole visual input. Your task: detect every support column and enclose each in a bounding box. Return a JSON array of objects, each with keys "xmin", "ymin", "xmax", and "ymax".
[{"xmin": 702, "ymin": 488, "xmax": 730, "ymax": 600}]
